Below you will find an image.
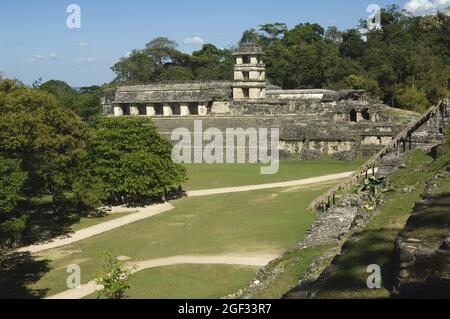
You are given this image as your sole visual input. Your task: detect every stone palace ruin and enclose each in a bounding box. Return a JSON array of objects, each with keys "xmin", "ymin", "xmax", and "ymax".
[{"xmin": 103, "ymin": 43, "xmax": 411, "ymax": 160}]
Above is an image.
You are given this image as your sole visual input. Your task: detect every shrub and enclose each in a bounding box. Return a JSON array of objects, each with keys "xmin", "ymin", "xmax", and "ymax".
[{"xmin": 95, "ymin": 253, "xmax": 132, "ymax": 299}]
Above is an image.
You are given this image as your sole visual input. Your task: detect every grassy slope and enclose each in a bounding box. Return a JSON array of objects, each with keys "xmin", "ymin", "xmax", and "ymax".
[
  {"xmin": 316, "ymin": 145, "xmax": 449, "ymax": 299},
  {"xmin": 87, "ymin": 264, "xmax": 260, "ymax": 299},
  {"xmin": 183, "ymin": 159, "xmax": 365, "ymax": 190},
  {"xmin": 405, "ymin": 174, "xmax": 450, "ymax": 244},
  {"xmin": 251, "ymin": 245, "xmax": 332, "ymax": 299},
  {"xmin": 385, "ymin": 108, "xmax": 420, "ymax": 125},
  {"xmin": 27, "ymin": 181, "xmax": 338, "ymax": 297}
]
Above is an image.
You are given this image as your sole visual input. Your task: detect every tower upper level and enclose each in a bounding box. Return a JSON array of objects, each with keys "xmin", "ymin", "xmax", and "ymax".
[{"xmin": 232, "ymin": 43, "xmax": 266, "ymax": 100}]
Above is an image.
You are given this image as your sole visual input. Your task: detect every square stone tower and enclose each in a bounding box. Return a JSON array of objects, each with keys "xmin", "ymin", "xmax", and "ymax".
[{"xmin": 233, "ymin": 43, "xmax": 266, "ymax": 100}]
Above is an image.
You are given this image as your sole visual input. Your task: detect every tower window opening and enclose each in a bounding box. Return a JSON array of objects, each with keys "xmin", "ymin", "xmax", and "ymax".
[
  {"xmin": 155, "ymin": 104, "xmax": 164, "ymax": 116},
  {"xmin": 122, "ymin": 104, "xmax": 131, "ymax": 116},
  {"xmin": 172, "ymin": 104, "xmax": 181, "ymax": 116},
  {"xmin": 243, "ymin": 88, "xmax": 250, "ymax": 98},
  {"xmin": 362, "ymin": 109, "xmax": 371, "ymax": 121},
  {"xmin": 188, "ymin": 103, "xmax": 199, "ymax": 115},
  {"xmin": 138, "ymin": 105, "xmax": 147, "ymax": 116},
  {"xmin": 350, "ymin": 109, "xmax": 357, "ymax": 122}
]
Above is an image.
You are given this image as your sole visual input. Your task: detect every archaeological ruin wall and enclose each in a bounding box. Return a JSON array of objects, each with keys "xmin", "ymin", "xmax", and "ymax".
[{"xmin": 102, "ymin": 44, "xmax": 409, "ymax": 161}]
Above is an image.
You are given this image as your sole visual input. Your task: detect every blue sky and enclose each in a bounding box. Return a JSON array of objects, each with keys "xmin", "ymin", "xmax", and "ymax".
[{"xmin": 0, "ymin": 0, "xmax": 442, "ymax": 87}]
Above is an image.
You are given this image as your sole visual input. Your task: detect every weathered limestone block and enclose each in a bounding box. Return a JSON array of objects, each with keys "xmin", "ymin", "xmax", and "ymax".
[
  {"xmin": 180, "ymin": 104, "xmax": 190, "ymax": 117},
  {"xmin": 211, "ymin": 101, "xmax": 231, "ymax": 114},
  {"xmin": 249, "ymin": 88, "xmax": 261, "ymax": 99},
  {"xmin": 198, "ymin": 104, "xmax": 208, "ymax": 116},
  {"xmin": 114, "ymin": 106, "xmax": 123, "ymax": 117},
  {"xmin": 362, "ymin": 136, "xmax": 382, "ymax": 146},
  {"xmin": 249, "ymin": 71, "xmax": 260, "ymax": 81},
  {"xmin": 233, "ymin": 88, "xmax": 244, "ymax": 100},
  {"xmin": 130, "ymin": 105, "xmax": 139, "ymax": 116},
  {"xmin": 163, "ymin": 104, "xmax": 172, "ymax": 117},
  {"xmin": 146, "ymin": 105, "xmax": 156, "ymax": 116},
  {"xmin": 234, "ymin": 71, "xmax": 244, "ymax": 81}
]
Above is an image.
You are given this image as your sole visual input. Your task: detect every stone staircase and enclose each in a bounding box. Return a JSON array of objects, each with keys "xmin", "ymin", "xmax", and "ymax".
[{"xmin": 308, "ymin": 98, "xmax": 450, "ymax": 212}]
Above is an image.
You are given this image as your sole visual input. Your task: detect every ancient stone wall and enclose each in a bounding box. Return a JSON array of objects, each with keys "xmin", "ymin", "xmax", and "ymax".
[
  {"xmin": 394, "ymin": 168, "xmax": 450, "ymax": 298},
  {"xmin": 151, "ymin": 115, "xmax": 401, "ymax": 161}
]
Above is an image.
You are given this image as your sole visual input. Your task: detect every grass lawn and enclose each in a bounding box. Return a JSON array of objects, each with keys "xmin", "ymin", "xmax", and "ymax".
[
  {"xmin": 183, "ymin": 159, "xmax": 365, "ymax": 190},
  {"xmin": 24, "ymin": 180, "xmax": 340, "ymax": 298},
  {"xmin": 22, "ymin": 196, "xmax": 136, "ymax": 246},
  {"xmin": 86, "ymin": 264, "xmax": 259, "ymax": 299},
  {"xmin": 316, "ymin": 148, "xmax": 449, "ymax": 299}
]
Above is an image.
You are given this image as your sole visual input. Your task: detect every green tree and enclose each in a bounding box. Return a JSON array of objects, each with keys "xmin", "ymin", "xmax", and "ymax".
[
  {"xmin": 39, "ymin": 80, "xmax": 103, "ymax": 122},
  {"xmin": 95, "ymin": 253, "xmax": 132, "ymax": 300},
  {"xmin": 112, "ymin": 49, "xmax": 159, "ymax": 83},
  {"xmin": 0, "ymin": 157, "xmax": 27, "ymax": 249},
  {"xmin": 112, "ymin": 37, "xmax": 234, "ymax": 83},
  {"xmin": 339, "ymin": 29, "xmax": 367, "ymax": 60},
  {"xmin": 0, "ymin": 79, "xmax": 92, "ymax": 205},
  {"xmin": 239, "ymin": 29, "xmax": 261, "ymax": 45},
  {"xmin": 394, "ymin": 86, "xmax": 429, "ymax": 112},
  {"xmin": 340, "ymin": 74, "xmax": 380, "ymax": 97},
  {"xmin": 191, "ymin": 44, "xmax": 234, "ymax": 81},
  {"xmin": 284, "ymin": 23, "xmax": 324, "ymax": 46},
  {"xmin": 160, "ymin": 65, "xmax": 194, "ymax": 81},
  {"xmin": 89, "ymin": 117, "xmax": 186, "ymax": 205},
  {"xmin": 324, "ymin": 26, "xmax": 343, "ymax": 43}
]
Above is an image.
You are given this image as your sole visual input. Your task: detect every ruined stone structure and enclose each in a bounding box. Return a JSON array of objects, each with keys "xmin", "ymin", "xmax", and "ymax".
[
  {"xmin": 102, "ymin": 44, "xmax": 407, "ymax": 160},
  {"xmin": 232, "ymin": 43, "xmax": 266, "ymax": 100},
  {"xmin": 228, "ymin": 99, "xmax": 449, "ymax": 299},
  {"xmin": 394, "ymin": 170, "xmax": 450, "ymax": 298}
]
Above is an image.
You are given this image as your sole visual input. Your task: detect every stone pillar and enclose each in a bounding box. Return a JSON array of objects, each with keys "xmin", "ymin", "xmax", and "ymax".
[
  {"xmin": 146, "ymin": 104, "xmax": 156, "ymax": 117},
  {"xmin": 180, "ymin": 104, "xmax": 190, "ymax": 117},
  {"xmin": 114, "ymin": 105, "xmax": 123, "ymax": 117},
  {"xmin": 163, "ymin": 104, "xmax": 172, "ymax": 117},
  {"xmin": 130, "ymin": 104, "xmax": 139, "ymax": 116},
  {"xmin": 198, "ymin": 103, "xmax": 208, "ymax": 116},
  {"xmin": 260, "ymin": 88, "xmax": 266, "ymax": 99},
  {"xmin": 356, "ymin": 112, "xmax": 363, "ymax": 122}
]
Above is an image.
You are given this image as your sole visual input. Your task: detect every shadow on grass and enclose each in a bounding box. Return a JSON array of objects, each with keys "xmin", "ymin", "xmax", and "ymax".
[
  {"xmin": 317, "ymin": 228, "xmax": 399, "ymax": 297},
  {"xmin": 117, "ymin": 187, "xmax": 187, "ymax": 208},
  {"xmin": 408, "ymin": 193, "xmax": 450, "ymax": 231},
  {"xmin": 0, "ymin": 252, "xmax": 50, "ymax": 299},
  {"xmin": 20, "ymin": 199, "xmax": 94, "ymax": 246}
]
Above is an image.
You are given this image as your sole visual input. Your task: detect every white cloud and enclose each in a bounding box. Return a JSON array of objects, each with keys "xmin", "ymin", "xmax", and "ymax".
[
  {"xmin": 404, "ymin": 0, "xmax": 450, "ymax": 14},
  {"xmin": 28, "ymin": 54, "xmax": 44, "ymax": 63},
  {"xmin": 78, "ymin": 41, "xmax": 89, "ymax": 48},
  {"xmin": 49, "ymin": 52, "xmax": 64, "ymax": 61},
  {"xmin": 74, "ymin": 57, "xmax": 96, "ymax": 63},
  {"xmin": 182, "ymin": 36, "xmax": 205, "ymax": 45}
]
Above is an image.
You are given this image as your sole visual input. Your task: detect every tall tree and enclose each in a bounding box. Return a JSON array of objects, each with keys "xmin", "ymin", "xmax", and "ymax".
[
  {"xmin": 0, "ymin": 79, "xmax": 92, "ymax": 203},
  {"xmin": 89, "ymin": 118, "xmax": 187, "ymax": 205}
]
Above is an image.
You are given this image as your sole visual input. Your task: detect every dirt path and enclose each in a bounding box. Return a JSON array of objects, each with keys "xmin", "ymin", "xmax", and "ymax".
[
  {"xmin": 16, "ymin": 203, "xmax": 175, "ymax": 254},
  {"xmin": 46, "ymin": 254, "xmax": 278, "ymax": 299},
  {"xmin": 16, "ymin": 172, "xmax": 352, "ymax": 255},
  {"xmin": 187, "ymin": 171, "xmax": 354, "ymax": 197}
]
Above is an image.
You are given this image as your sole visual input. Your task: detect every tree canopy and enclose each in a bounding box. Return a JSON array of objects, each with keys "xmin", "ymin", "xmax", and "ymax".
[
  {"xmin": 0, "ymin": 77, "xmax": 189, "ymax": 249},
  {"xmin": 111, "ymin": 37, "xmax": 234, "ymax": 84},
  {"xmin": 110, "ymin": 7, "xmax": 449, "ymax": 112},
  {"xmin": 39, "ymin": 80, "xmax": 103, "ymax": 122},
  {"xmin": 88, "ymin": 117, "xmax": 187, "ymax": 205}
]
